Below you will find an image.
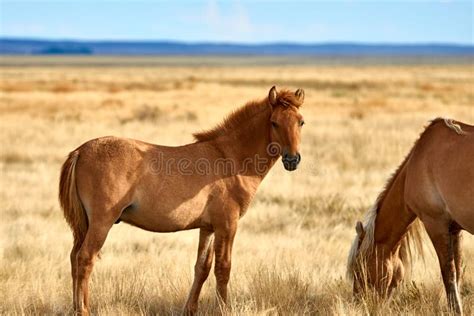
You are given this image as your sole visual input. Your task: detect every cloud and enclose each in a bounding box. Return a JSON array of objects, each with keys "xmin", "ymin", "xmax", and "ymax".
[
  {"xmin": 179, "ymin": 0, "xmax": 255, "ymax": 42},
  {"xmin": 177, "ymin": 1, "xmax": 331, "ymax": 43},
  {"xmin": 0, "ymin": 23, "xmax": 45, "ymax": 36},
  {"xmin": 206, "ymin": 0, "xmax": 254, "ymax": 40}
]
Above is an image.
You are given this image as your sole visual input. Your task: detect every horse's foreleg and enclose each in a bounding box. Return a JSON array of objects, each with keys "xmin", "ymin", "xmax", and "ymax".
[
  {"xmin": 183, "ymin": 228, "xmax": 215, "ymax": 315},
  {"xmin": 424, "ymin": 219, "xmax": 463, "ymax": 315},
  {"xmin": 213, "ymin": 224, "xmax": 237, "ymax": 305},
  {"xmin": 75, "ymin": 223, "xmax": 112, "ymax": 315}
]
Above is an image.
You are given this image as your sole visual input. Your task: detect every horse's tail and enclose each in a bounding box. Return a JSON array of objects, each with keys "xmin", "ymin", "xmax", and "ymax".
[{"xmin": 59, "ymin": 150, "xmax": 88, "ymax": 249}]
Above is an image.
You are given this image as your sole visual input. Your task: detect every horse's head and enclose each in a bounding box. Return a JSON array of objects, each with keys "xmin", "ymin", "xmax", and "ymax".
[
  {"xmin": 267, "ymin": 86, "xmax": 305, "ymax": 171},
  {"xmin": 348, "ymin": 221, "xmax": 404, "ymax": 298}
]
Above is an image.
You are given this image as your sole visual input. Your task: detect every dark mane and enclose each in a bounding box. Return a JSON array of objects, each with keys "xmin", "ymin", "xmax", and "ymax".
[{"xmin": 193, "ymin": 90, "xmax": 302, "ymax": 143}]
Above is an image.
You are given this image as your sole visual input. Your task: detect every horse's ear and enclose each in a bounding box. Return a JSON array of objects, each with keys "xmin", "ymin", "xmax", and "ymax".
[
  {"xmin": 356, "ymin": 221, "xmax": 365, "ymax": 237},
  {"xmin": 295, "ymin": 88, "xmax": 305, "ymax": 103},
  {"xmin": 268, "ymin": 86, "xmax": 278, "ymax": 107}
]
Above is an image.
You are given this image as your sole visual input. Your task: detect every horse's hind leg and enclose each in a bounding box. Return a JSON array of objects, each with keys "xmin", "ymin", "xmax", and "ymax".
[
  {"xmin": 452, "ymin": 228, "xmax": 463, "ymax": 288},
  {"xmin": 75, "ymin": 218, "xmax": 114, "ymax": 315},
  {"xmin": 423, "ymin": 219, "xmax": 463, "ymax": 315},
  {"xmin": 70, "ymin": 239, "xmax": 83, "ymax": 312},
  {"xmin": 183, "ymin": 228, "xmax": 215, "ymax": 315}
]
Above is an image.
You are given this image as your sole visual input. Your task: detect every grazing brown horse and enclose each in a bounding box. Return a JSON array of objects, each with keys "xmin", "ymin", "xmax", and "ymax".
[
  {"xmin": 347, "ymin": 118, "xmax": 473, "ymax": 314},
  {"xmin": 59, "ymin": 86, "xmax": 305, "ymax": 315}
]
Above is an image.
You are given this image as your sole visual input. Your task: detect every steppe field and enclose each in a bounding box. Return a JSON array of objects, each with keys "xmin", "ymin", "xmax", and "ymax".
[{"xmin": 0, "ymin": 56, "xmax": 473, "ymax": 315}]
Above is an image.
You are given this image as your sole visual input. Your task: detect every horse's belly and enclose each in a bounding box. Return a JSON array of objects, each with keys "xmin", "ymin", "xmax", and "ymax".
[{"xmin": 119, "ymin": 189, "xmax": 211, "ymax": 232}]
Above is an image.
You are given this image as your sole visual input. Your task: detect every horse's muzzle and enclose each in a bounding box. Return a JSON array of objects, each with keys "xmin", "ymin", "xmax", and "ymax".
[{"xmin": 282, "ymin": 152, "xmax": 301, "ymax": 171}]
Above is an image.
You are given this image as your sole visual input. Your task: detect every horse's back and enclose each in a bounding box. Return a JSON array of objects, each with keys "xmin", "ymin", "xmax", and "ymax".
[
  {"xmin": 405, "ymin": 119, "xmax": 474, "ymax": 232},
  {"xmin": 75, "ymin": 136, "xmax": 151, "ymax": 176}
]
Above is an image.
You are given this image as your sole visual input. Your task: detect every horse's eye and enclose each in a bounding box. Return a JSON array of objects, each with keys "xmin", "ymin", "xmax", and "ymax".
[
  {"xmin": 300, "ymin": 120, "xmax": 305, "ymax": 127},
  {"xmin": 271, "ymin": 121, "xmax": 278, "ymax": 128}
]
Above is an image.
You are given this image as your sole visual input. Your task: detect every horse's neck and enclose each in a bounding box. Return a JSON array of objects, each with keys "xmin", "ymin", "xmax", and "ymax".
[
  {"xmin": 212, "ymin": 107, "xmax": 277, "ymax": 179},
  {"xmin": 374, "ymin": 165, "xmax": 415, "ymax": 255}
]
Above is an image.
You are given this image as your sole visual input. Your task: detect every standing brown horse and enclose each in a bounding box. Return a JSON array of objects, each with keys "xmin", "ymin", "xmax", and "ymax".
[
  {"xmin": 347, "ymin": 118, "xmax": 473, "ymax": 314},
  {"xmin": 59, "ymin": 86, "xmax": 305, "ymax": 315}
]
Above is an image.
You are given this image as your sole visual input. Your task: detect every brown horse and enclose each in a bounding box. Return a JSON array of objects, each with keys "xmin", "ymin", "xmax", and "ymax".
[
  {"xmin": 347, "ymin": 118, "xmax": 473, "ymax": 314},
  {"xmin": 59, "ymin": 86, "xmax": 305, "ymax": 315}
]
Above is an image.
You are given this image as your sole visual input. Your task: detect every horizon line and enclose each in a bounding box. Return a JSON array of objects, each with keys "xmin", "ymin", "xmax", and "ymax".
[{"xmin": 1, "ymin": 36, "xmax": 473, "ymax": 47}]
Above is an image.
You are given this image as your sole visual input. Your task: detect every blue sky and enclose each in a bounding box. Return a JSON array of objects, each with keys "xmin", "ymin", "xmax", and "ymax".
[{"xmin": 0, "ymin": 1, "xmax": 472, "ymax": 44}]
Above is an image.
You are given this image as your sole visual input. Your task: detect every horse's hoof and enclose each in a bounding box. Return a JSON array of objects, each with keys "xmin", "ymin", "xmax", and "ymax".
[
  {"xmin": 74, "ymin": 308, "xmax": 89, "ymax": 316},
  {"xmin": 182, "ymin": 304, "xmax": 197, "ymax": 316}
]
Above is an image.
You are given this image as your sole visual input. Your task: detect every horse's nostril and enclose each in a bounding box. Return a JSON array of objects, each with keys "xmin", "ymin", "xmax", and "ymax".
[{"xmin": 283, "ymin": 154, "xmax": 300, "ymax": 162}]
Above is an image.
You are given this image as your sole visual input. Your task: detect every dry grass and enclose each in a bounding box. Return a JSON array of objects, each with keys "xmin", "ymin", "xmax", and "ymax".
[{"xmin": 0, "ymin": 57, "xmax": 473, "ymax": 315}]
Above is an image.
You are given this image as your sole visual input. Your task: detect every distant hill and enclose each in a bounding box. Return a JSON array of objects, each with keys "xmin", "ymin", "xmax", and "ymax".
[{"xmin": 1, "ymin": 38, "xmax": 473, "ymax": 56}]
